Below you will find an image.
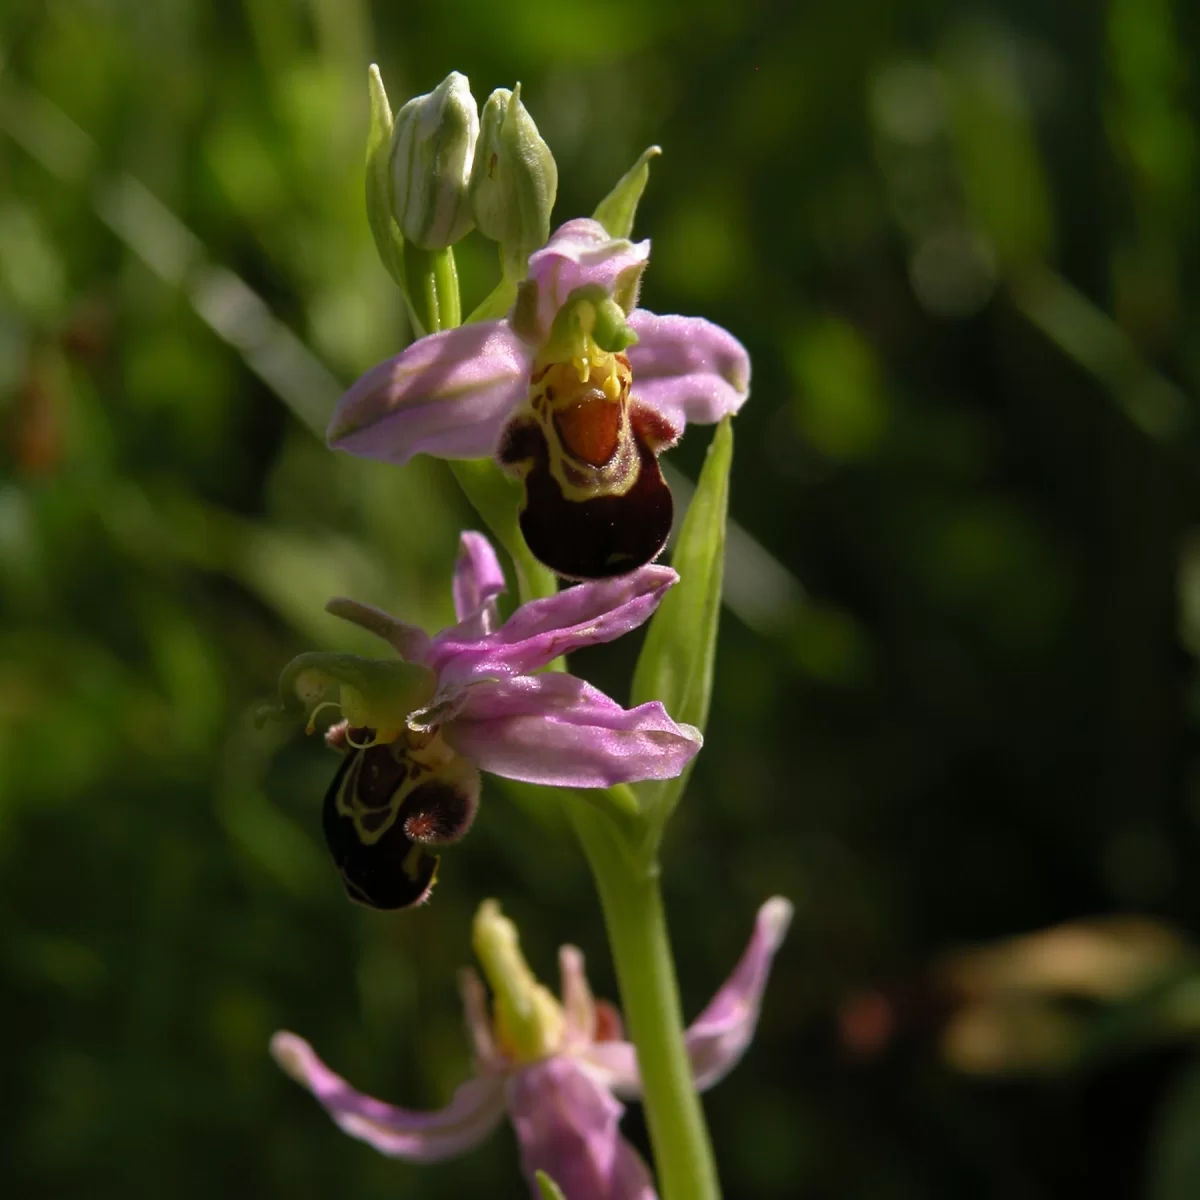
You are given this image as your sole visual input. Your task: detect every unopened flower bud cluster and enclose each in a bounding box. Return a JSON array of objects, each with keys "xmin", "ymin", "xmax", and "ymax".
[{"xmin": 385, "ymin": 70, "xmax": 556, "ymax": 272}]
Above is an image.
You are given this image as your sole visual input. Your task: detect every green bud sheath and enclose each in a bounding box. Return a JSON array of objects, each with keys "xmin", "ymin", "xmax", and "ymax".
[
  {"xmin": 390, "ymin": 71, "xmax": 479, "ymax": 250},
  {"xmin": 469, "ymin": 84, "xmax": 558, "ymax": 281}
]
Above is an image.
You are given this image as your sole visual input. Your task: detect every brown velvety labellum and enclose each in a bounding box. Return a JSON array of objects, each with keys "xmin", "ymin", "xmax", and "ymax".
[
  {"xmin": 512, "ymin": 427, "xmax": 673, "ymax": 580},
  {"xmin": 403, "ymin": 779, "xmax": 477, "ymax": 844},
  {"xmin": 553, "ymin": 390, "xmax": 621, "ymax": 467},
  {"xmin": 322, "ymin": 745, "xmax": 441, "ymax": 910}
]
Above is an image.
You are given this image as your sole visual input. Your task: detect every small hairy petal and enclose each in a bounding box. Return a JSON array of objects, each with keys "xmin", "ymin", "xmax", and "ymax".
[
  {"xmin": 270, "ymin": 1031, "xmax": 507, "ymax": 1161},
  {"xmin": 459, "ymin": 967, "xmax": 506, "ymax": 1074},
  {"xmin": 506, "ymin": 1058, "xmax": 657, "ymax": 1200},
  {"xmin": 324, "ymin": 597, "xmax": 432, "ymax": 663},
  {"xmin": 684, "ymin": 897, "xmax": 794, "ymax": 1091},
  {"xmin": 526, "ymin": 219, "xmax": 650, "ymax": 340},
  {"xmin": 327, "ymin": 321, "xmax": 531, "ymax": 465},
  {"xmin": 626, "ymin": 311, "xmax": 751, "ymax": 428},
  {"xmin": 429, "ymin": 566, "xmax": 677, "ymax": 684},
  {"xmin": 453, "ymin": 531, "xmax": 507, "ymax": 632},
  {"xmin": 444, "ymin": 674, "xmax": 701, "ymax": 788},
  {"xmin": 558, "ymin": 946, "xmax": 598, "ymax": 1052},
  {"xmin": 578, "ymin": 1039, "xmax": 641, "ymax": 1098}
]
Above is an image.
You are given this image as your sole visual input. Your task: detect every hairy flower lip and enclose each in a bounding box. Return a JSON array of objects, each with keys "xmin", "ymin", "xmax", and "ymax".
[
  {"xmin": 271, "ymin": 896, "xmax": 793, "ymax": 1197},
  {"xmin": 285, "ymin": 533, "xmax": 701, "ymax": 907}
]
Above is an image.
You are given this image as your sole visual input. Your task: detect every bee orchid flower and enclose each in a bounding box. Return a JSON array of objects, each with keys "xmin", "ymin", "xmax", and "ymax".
[
  {"xmin": 260, "ymin": 532, "xmax": 701, "ymax": 909},
  {"xmin": 327, "ymin": 218, "xmax": 750, "ymax": 580},
  {"xmin": 272, "ymin": 896, "xmax": 793, "ymax": 1199}
]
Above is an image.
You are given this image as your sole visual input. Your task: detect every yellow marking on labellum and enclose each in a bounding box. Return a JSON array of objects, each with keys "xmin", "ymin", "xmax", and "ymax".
[
  {"xmin": 522, "ymin": 343, "xmax": 640, "ymax": 503},
  {"xmin": 333, "ymin": 730, "xmax": 462, "ymax": 847},
  {"xmin": 401, "ymin": 843, "xmax": 428, "ymax": 881},
  {"xmin": 321, "ymin": 727, "xmax": 477, "ymax": 910}
]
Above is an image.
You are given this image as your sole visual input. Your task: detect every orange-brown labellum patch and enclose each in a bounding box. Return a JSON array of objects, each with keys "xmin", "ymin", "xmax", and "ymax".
[{"xmin": 554, "ymin": 390, "xmax": 621, "ymax": 467}]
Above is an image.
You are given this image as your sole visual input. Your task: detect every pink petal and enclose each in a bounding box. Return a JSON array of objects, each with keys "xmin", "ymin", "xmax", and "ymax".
[
  {"xmin": 327, "ymin": 321, "xmax": 532, "ymax": 465},
  {"xmin": 626, "ymin": 311, "xmax": 751, "ymax": 428},
  {"xmin": 429, "ymin": 566, "xmax": 676, "ymax": 685},
  {"xmin": 452, "ymin": 532, "xmax": 507, "ymax": 634},
  {"xmin": 459, "ymin": 967, "xmax": 507, "ymax": 1075},
  {"xmin": 685, "ymin": 897, "xmax": 793, "ymax": 1091},
  {"xmin": 576, "ymin": 1040, "xmax": 641, "ymax": 1098},
  {"xmin": 443, "ymin": 674, "xmax": 701, "ymax": 788},
  {"xmin": 586, "ymin": 898, "xmax": 794, "ymax": 1102},
  {"xmin": 554, "ymin": 949, "xmax": 645, "ymax": 1103},
  {"xmin": 558, "ymin": 945, "xmax": 598, "ymax": 1052},
  {"xmin": 271, "ymin": 1031, "xmax": 506, "ymax": 1162},
  {"xmin": 506, "ymin": 1057, "xmax": 657, "ymax": 1200},
  {"xmin": 526, "ymin": 218, "xmax": 650, "ymax": 339}
]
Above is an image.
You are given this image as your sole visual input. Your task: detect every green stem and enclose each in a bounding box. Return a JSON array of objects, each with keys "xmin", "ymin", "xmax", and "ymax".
[
  {"xmin": 567, "ymin": 799, "xmax": 722, "ymax": 1200},
  {"xmin": 435, "ymin": 253, "xmax": 721, "ymax": 1200},
  {"xmin": 403, "ymin": 244, "xmax": 460, "ymax": 332},
  {"xmin": 432, "ymin": 247, "xmax": 461, "ymax": 329}
]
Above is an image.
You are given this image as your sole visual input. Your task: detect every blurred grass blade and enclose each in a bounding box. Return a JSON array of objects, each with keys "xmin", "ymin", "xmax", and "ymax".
[
  {"xmin": 593, "ymin": 145, "xmax": 661, "ymax": 239},
  {"xmin": 631, "ymin": 417, "xmax": 732, "ymax": 840},
  {"xmin": 1148, "ymin": 1056, "xmax": 1200, "ymax": 1200}
]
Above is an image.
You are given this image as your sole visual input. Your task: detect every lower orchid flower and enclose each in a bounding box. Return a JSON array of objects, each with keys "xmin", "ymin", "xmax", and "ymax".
[
  {"xmin": 259, "ymin": 531, "xmax": 701, "ymax": 909},
  {"xmin": 271, "ymin": 895, "xmax": 793, "ymax": 1199},
  {"xmin": 327, "ymin": 218, "xmax": 750, "ymax": 580}
]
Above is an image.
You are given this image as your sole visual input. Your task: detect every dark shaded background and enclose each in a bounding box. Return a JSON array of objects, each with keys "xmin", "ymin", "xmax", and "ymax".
[{"xmin": 4, "ymin": 1, "xmax": 1200, "ymax": 1196}]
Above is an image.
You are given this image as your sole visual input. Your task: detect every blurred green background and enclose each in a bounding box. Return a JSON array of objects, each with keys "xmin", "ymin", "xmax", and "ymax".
[{"xmin": 4, "ymin": 0, "xmax": 1200, "ymax": 1196}]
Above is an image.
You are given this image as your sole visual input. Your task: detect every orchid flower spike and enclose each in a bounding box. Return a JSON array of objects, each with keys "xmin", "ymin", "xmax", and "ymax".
[
  {"xmin": 328, "ymin": 218, "xmax": 751, "ymax": 580},
  {"xmin": 272, "ymin": 896, "xmax": 793, "ymax": 1199},
  {"xmin": 259, "ymin": 532, "xmax": 700, "ymax": 909}
]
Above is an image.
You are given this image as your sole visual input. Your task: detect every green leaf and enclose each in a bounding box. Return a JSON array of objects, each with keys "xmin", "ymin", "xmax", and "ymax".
[
  {"xmin": 365, "ymin": 64, "xmax": 407, "ymax": 290},
  {"xmin": 593, "ymin": 145, "xmax": 661, "ymax": 239},
  {"xmin": 631, "ymin": 417, "xmax": 732, "ymax": 843},
  {"xmin": 495, "ymin": 776, "xmax": 640, "ymax": 837},
  {"xmin": 535, "ymin": 1171, "xmax": 568, "ymax": 1200}
]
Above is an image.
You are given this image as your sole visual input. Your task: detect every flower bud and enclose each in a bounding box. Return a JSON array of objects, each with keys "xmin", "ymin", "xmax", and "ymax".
[
  {"xmin": 469, "ymin": 85, "xmax": 558, "ymax": 279},
  {"xmin": 389, "ymin": 71, "xmax": 479, "ymax": 250}
]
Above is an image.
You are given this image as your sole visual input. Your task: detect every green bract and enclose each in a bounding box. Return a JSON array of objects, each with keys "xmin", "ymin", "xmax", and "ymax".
[
  {"xmin": 631, "ymin": 417, "xmax": 733, "ymax": 844},
  {"xmin": 365, "ymin": 65, "xmax": 405, "ymax": 287},
  {"xmin": 594, "ymin": 145, "xmax": 662, "ymax": 240}
]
